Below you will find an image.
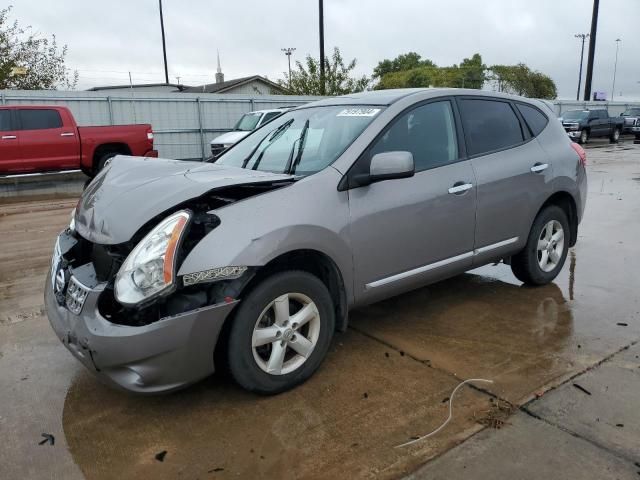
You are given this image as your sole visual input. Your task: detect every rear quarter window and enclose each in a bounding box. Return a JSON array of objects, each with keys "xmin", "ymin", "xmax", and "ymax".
[
  {"xmin": 0, "ymin": 110, "xmax": 11, "ymax": 131},
  {"xmin": 516, "ymin": 103, "xmax": 549, "ymax": 137},
  {"xmin": 18, "ymin": 109, "xmax": 63, "ymax": 130},
  {"xmin": 458, "ymin": 98, "xmax": 524, "ymax": 156}
]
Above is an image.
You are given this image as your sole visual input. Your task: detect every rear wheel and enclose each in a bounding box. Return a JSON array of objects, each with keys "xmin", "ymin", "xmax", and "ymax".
[
  {"xmin": 96, "ymin": 152, "xmax": 118, "ymax": 172},
  {"xmin": 609, "ymin": 128, "xmax": 621, "ymax": 143},
  {"xmin": 511, "ymin": 205, "xmax": 569, "ymax": 285},
  {"xmin": 226, "ymin": 271, "xmax": 335, "ymax": 394},
  {"xmin": 578, "ymin": 129, "xmax": 589, "ymax": 144}
]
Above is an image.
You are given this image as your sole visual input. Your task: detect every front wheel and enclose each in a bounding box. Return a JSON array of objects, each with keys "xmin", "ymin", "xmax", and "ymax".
[
  {"xmin": 511, "ymin": 205, "xmax": 570, "ymax": 286},
  {"xmin": 578, "ymin": 129, "xmax": 589, "ymax": 144},
  {"xmin": 226, "ymin": 271, "xmax": 335, "ymax": 394},
  {"xmin": 609, "ymin": 128, "xmax": 621, "ymax": 143}
]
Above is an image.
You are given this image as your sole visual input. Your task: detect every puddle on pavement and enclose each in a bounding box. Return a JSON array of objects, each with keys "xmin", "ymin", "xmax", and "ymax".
[{"xmin": 61, "ymin": 331, "xmax": 490, "ymax": 480}]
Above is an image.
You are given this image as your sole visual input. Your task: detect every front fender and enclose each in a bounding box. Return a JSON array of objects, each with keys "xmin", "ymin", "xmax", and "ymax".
[{"xmin": 177, "ymin": 168, "xmax": 354, "ymax": 303}]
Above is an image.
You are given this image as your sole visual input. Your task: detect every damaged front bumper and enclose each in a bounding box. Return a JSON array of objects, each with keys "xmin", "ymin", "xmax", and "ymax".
[{"xmin": 45, "ymin": 270, "xmax": 238, "ymax": 394}]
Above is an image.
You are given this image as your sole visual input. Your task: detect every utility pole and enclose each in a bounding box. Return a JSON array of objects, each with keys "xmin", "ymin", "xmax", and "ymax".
[
  {"xmin": 158, "ymin": 0, "xmax": 169, "ymax": 84},
  {"xmin": 318, "ymin": 0, "xmax": 325, "ymax": 95},
  {"xmin": 281, "ymin": 48, "xmax": 296, "ymax": 89},
  {"xmin": 575, "ymin": 34, "xmax": 589, "ymax": 101},
  {"xmin": 611, "ymin": 38, "xmax": 621, "ymax": 101},
  {"xmin": 583, "ymin": 0, "xmax": 599, "ymax": 101}
]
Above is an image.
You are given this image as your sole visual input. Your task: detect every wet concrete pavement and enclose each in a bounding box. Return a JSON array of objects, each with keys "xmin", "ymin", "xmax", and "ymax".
[{"xmin": 1, "ymin": 143, "xmax": 639, "ymax": 479}]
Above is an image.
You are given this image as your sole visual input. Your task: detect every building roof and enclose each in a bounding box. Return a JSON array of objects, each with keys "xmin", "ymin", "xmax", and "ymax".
[
  {"xmin": 86, "ymin": 83, "xmax": 182, "ymax": 91},
  {"xmin": 181, "ymin": 75, "xmax": 289, "ymax": 94}
]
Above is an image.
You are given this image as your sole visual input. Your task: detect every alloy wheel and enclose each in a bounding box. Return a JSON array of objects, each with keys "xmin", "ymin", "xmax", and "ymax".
[
  {"xmin": 537, "ymin": 220, "xmax": 565, "ymax": 272},
  {"xmin": 251, "ymin": 293, "xmax": 321, "ymax": 375}
]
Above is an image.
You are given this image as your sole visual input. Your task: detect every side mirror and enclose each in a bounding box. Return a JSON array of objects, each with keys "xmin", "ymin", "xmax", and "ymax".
[{"xmin": 352, "ymin": 151, "xmax": 415, "ymax": 187}]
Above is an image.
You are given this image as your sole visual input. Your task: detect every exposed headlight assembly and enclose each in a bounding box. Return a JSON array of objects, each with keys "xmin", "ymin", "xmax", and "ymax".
[
  {"xmin": 115, "ymin": 210, "xmax": 191, "ymax": 306},
  {"xmin": 69, "ymin": 208, "xmax": 76, "ymax": 232}
]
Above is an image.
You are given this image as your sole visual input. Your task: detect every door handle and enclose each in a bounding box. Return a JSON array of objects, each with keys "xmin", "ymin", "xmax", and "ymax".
[
  {"xmin": 448, "ymin": 182, "xmax": 473, "ymax": 195},
  {"xmin": 60, "ymin": 132, "xmax": 75, "ymax": 137},
  {"xmin": 1, "ymin": 135, "xmax": 17, "ymax": 140},
  {"xmin": 530, "ymin": 163, "xmax": 549, "ymax": 173}
]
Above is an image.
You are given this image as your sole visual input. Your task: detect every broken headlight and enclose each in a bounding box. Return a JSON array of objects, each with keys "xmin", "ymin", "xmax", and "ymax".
[{"xmin": 115, "ymin": 210, "xmax": 190, "ymax": 306}]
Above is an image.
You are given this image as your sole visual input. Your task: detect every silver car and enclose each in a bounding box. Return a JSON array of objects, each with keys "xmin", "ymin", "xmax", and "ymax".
[{"xmin": 45, "ymin": 89, "xmax": 588, "ymax": 394}]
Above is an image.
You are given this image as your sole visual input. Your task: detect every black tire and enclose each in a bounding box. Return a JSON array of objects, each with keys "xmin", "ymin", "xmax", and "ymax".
[
  {"xmin": 511, "ymin": 205, "xmax": 570, "ymax": 286},
  {"xmin": 226, "ymin": 270, "xmax": 335, "ymax": 394},
  {"xmin": 609, "ymin": 128, "xmax": 621, "ymax": 143},
  {"xmin": 95, "ymin": 152, "xmax": 118, "ymax": 172},
  {"xmin": 578, "ymin": 129, "xmax": 589, "ymax": 144}
]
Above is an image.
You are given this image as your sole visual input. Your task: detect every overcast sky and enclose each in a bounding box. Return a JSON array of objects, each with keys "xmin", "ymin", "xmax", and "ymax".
[{"xmin": 9, "ymin": 0, "xmax": 640, "ymax": 100}]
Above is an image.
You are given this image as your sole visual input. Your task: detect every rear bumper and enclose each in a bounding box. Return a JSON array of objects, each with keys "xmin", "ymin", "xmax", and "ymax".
[
  {"xmin": 45, "ymin": 271, "xmax": 237, "ymax": 394},
  {"xmin": 144, "ymin": 149, "xmax": 159, "ymax": 158}
]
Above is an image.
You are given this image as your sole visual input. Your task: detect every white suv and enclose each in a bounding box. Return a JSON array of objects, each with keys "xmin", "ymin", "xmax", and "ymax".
[{"xmin": 210, "ymin": 108, "xmax": 289, "ymax": 158}]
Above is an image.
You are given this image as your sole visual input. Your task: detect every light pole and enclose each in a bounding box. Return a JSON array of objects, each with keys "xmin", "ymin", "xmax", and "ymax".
[
  {"xmin": 158, "ymin": 0, "xmax": 169, "ymax": 84},
  {"xmin": 611, "ymin": 38, "xmax": 621, "ymax": 101},
  {"xmin": 575, "ymin": 34, "xmax": 589, "ymax": 101},
  {"xmin": 583, "ymin": 0, "xmax": 600, "ymax": 101},
  {"xmin": 318, "ymin": 0, "xmax": 325, "ymax": 95},
  {"xmin": 281, "ymin": 48, "xmax": 296, "ymax": 89}
]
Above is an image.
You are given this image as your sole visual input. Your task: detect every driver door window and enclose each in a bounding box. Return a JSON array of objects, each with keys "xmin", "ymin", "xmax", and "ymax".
[{"xmin": 370, "ymin": 101, "xmax": 459, "ymax": 171}]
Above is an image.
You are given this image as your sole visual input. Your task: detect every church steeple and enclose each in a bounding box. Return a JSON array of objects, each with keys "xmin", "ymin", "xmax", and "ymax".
[{"xmin": 215, "ymin": 50, "xmax": 224, "ymax": 84}]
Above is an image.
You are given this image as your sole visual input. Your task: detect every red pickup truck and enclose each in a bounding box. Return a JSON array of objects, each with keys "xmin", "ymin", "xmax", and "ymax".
[{"xmin": 0, "ymin": 105, "xmax": 157, "ymax": 176}]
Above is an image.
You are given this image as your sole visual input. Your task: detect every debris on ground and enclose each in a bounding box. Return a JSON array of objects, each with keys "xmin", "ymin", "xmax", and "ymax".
[
  {"xmin": 363, "ymin": 392, "xmax": 368, "ymax": 399},
  {"xmin": 616, "ymin": 322, "xmax": 628, "ymax": 327},
  {"xmin": 155, "ymin": 450, "xmax": 167, "ymax": 462},
  {"xmin": 572, "ymin": 383, "xmax": 592, "ymax": 395},
  {"xmin": 207, "ymin": 467, "xmax": 224, "ymax": 473},
  {"xmin": 474, "ymin": 398, "xmax": 514, "ymax": 429},
  {"xmin": 38, "ymin": 433, "xmax": 55, "ymax": 446}
]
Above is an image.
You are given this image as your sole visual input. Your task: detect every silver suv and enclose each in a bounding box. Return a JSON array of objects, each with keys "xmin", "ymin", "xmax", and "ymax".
[
  {"xmin": 45, "ymin": 89, "xmax": 587, "ymax": 394},
  {"xmin": 209, "ymin": 108, "xmax": 288, "ymax": 158}
]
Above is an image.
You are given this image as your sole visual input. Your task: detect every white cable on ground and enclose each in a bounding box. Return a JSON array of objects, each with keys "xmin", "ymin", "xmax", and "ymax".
[{"xmin": 395, "ymin": 378, "xmax": 494, "ymax": 448}]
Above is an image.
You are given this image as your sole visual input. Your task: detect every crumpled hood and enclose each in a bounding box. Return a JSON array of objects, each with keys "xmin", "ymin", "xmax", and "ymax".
[
  {"xmin": 75, "ymin": 155, "xmax": 292, "ymax": 244},
  {"xmin": 210, "ymin": 131, "xmax": 249, "ymax": 145}
]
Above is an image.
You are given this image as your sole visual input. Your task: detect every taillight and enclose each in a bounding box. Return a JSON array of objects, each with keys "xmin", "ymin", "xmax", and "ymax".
[
  {"xmin": 147, "ymin": 131, "xmax": 154, "ymax": 141},
  {"xmin": 570, "ymin": 142, "xmax": 587, "ymax": 166}
]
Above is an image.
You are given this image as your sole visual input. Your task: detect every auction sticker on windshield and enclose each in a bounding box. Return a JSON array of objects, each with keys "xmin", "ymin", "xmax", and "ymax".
[{"xmin": 336, "ymin": 108, "xmax": 381, "ymax": 117}]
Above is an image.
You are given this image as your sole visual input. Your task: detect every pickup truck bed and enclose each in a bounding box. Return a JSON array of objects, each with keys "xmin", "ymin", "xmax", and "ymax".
[{"xmin": 0, "ymin": 105, "xmax": 157, "ymax": 176}]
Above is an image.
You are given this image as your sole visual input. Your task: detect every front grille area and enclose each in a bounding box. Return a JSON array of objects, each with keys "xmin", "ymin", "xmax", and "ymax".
[
  {"xmin": 65, "ymin": 276, "xmax": 90, "ymax": 314},
  {"xmin": 211, "ymin": 144, "xmax": 226, "ymax": 158}
]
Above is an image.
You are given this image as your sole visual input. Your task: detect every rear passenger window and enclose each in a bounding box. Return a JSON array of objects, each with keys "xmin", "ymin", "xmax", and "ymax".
[
  {"xmin": 458, "ymin": 99, "xmax": 524, "ymax": 156},
  {"xmin": 18, "ymin": 109, "xmax": 63, "ymax": 130},
  {"xmin": 370, "ymin": 100, "xmax": 459, "ymax": 172},
  {"xmin": 516, "ymin": 104, "xmax": 549, "ymax": 136},
  {"xmin": 0, "ymin": 111, "xmax": 11, "ymax": 131}
]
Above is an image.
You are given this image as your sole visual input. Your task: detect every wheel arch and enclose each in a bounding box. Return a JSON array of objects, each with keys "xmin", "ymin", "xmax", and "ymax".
[
  {"xmin": 92, "ymin": 143, "xmax": 132, "ymax": 172},
  {"xmin": 536, "ymin": 191, "xmax": 578, "ymax": 247}
]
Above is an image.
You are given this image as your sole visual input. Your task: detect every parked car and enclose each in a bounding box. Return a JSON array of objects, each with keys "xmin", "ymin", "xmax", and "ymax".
[
  {"xmin": 209, "ymin": 108, "xmax": 288, "ymax": 158},
  {"xmin": 620, "ymin": 107, "xmax": 640, "ymax": 138},
  {"xmin": 560, "ymin": 109, "xmax": 623, "ymax": 144},
  {"xmin": 46, "ymin": 89, "xmax": 587, "ymax": 395},
  {"xmin": 0, "ymin": 105, "xmax": 157, "ymax": 176}
]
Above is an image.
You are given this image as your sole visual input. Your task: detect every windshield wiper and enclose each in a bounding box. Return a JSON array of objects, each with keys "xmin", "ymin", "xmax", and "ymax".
[
  {"xmin": 284, "ymin": 119, "xmax": 309, "ymax": 175},
  {"xmin": 241, "ymin": 119, "xmax": 294, "ymax": 169}
]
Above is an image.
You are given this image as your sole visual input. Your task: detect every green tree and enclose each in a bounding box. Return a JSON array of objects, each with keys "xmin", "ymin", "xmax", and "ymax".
[
  {"xmin": 374, "ymin": 53, "xmax": 487, "ymax": 90},
  {"xmin": 0, "ymin": 6, "xmax": 77, "ymax": 90},
  {"xmin": 459, "ymin": 53, "xmax": 486, "ymax": 89},
  {"xmin": 488, "ymin": 63, "xmax": 557, "ymax": 99},
  {"xmin": 372, "ymin": 52, "xmax": 436, "ymax": 79},
  {"xmin": 279, "ymin": 47, "xmax": 369, "ymax": 96}
]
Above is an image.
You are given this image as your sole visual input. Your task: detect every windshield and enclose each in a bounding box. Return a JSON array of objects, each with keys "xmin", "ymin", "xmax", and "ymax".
[
  {"xmin": 215, "ymin": 105, "xmax": 383, "ymax": 176},
  {"xmin": 622, "ymin": 108, "xmax": 640, "ymax": 116},
  {"xmin": 562, "ymin": 111, "xmax": 589, "ymax": 121},
  {"xmin": 234, "ymin": 113, "xmax": 262, "ymax": 131}
]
